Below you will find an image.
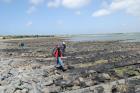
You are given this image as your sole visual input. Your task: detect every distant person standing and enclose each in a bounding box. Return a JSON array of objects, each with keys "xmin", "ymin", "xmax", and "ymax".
[
  {"xmin": 61, "ymin": 42, "xmax": 66, "ymax": 56},
  {"xmin": 19, "ymin": 42, "xmax": 25, "ymax": 48},
  {"xmin": 53, "ymin": 45, "xmax": 65, "ymax": 71}
]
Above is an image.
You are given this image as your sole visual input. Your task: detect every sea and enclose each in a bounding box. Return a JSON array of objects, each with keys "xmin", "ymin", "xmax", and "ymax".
[{"xmin": 67, "ymin": 33, "xmax": 140, "ymax": 42}]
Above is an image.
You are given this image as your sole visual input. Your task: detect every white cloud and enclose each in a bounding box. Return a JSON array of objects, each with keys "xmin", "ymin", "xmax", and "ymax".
[
  {"xmin": 27, "ymin": 0, "xmax": 46, "ymax": 14},
  {"xmin": 92, "ymin": 0, "xmax": 140, "ymax": 17},
  {"xmin": 62, "ymin": 0, "xmax": 91, "ymax": 9},
  {"xmin": 92, "ymin": 9, "xmax": 111, "ymax": 17},
  {"xmin": 29, "ymin": 0, "xmax": 45, "ymax": 6},
  {"xmin": 126, "ymin": 0, "xmax": 140, "ymax": 16},
  {"xmin": 27, "ymin": 0, "xmax": 91, "ymax": 14},
  {"xmin": 27, "ymin": 6, "xmax": 36, "ymax": 14},
  {"xmin": 110, "ymin": 1, "xmax": 126, "ymax": 11},
  {"xmin": 47, "ymin": 0, "xmax": 61, "ymax": 8},
  {"xmin": 47, "ymin": 0, "xmax": 91, "ymax": 9},
  {"xmin": 26, "ymin": 21, "xmax": 33, "ymax": 27}
]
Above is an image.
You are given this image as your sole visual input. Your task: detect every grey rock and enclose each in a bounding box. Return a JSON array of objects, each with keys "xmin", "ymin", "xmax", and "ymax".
[
  {"xmin": 85, "ymin": 80, "xmax": 93, "ymax": 87},
  {"xmin": 32, "ymin": 83, "xmax": 43, "ymax": 93},
  {"xmin": 94, "ymin": 86, "xmax": 104, "ymax": 93},
  {"xmin": 42, "ymin": 70, "xmax": 49, "ymax": 77},
  {"xmin": 55, "ymin": 80, "xmax": 73, "ymax": 87},
  {"xmin": 72, "ymin": 86, "xmax": 80, "ymax": 90},
  {"xmin": 4, "ymin": 86, "xmax": 16, "ymax": 93},
  {"xmin": 48, "ymin": 85, "xmax": 61, "ymax": 93},
  {"xmin": 97, "ymin": 73, "xmax": 111, "ymax": 82},
  {"xmin": 67, "ymin": 65, "xmax": 75, "ymax": 70},
  {"xmin": 14, "ymin": 90, "xmax": 23, "ymax": 93},
  {"xmin": 0, "ymin": 86, "xmax": 5, "ymax": 93},
  {"xmin": 135, "ymin": 85, "xmax": 140, "ymax": 93},
  {"xmin": 78, "ymin": 77, "xmax": 84, "ymax": 83},
  {"xmin": 42, "ymin": 79, "xmax": 54, "ymax": 86},
  {"xmin": 128, "ymin": 79, "xmax": 140, "ymax": 85},
  {"xmin": 88, "ymin": 70, "xmax": 97, "ymax": 74},
  {"xmin": 101, "ymin": 73, "xmax": 111, "ymax": 80},
  {"xmin": 9, "ymin": 69, "xmax": 19, "ymax": 76},
  {"xmin": 73, "ymin": 80, "xmax": 80, "ymax": 86},
  {"xmin": 22, "ymin": 88, "xmax": 29, "ymax": 93}
]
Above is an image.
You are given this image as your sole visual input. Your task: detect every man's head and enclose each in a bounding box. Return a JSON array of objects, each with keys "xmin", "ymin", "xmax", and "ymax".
[{"xmin": 62, "ymin": 42, "xmax": 65, "ymax": 44}]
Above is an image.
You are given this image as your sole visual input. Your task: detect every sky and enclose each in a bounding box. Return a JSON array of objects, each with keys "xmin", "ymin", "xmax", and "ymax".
[{"xmin": 0, "ymin": 0, "xmax": 140, "ymax": 35}]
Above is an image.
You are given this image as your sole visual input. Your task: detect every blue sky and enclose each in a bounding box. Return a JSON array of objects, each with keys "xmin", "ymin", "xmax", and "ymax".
[{"xmin": 0, "ymin": 0, "xmax": 140, "ymax": 35}]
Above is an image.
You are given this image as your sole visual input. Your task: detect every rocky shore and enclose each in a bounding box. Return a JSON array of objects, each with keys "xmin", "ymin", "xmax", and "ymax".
[{"xmin": 0, "ymin": 37, "xmax": 140, "ymax": 93}]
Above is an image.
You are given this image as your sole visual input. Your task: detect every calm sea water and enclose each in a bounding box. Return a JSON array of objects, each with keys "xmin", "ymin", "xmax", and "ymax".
[{"xmin": 68, "ymin": 33, "xmax": 140, "ymax": 42}]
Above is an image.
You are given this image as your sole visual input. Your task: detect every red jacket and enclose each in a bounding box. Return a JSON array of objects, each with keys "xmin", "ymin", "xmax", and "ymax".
[{"xmin": 53, "ymin": 49, "xmax": 62, "ymax": 58}]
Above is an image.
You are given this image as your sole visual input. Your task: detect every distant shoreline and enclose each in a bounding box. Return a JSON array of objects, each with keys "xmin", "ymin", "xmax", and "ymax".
[
  {"xmin": 0, "ymin": 32, "xmax": 140, "ymax": 42},
  {"xmin": 0, "ymin": 32, "xmax": 140, "ymax": 37}
]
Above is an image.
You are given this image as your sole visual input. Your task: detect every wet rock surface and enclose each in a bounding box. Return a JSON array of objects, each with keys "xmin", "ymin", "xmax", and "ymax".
[{"xmin": 0, "ymin": 37, "xmax": 140, "ymax": 93}]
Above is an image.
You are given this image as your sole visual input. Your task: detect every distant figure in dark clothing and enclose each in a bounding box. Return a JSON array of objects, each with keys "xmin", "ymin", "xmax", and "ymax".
[
  {"xmin": 61, "ymin": 42, "xmax": 66, "ymax": 56},
  {"xmin": 53, "ymin": 45, "xmax": 65, "ymax": 71},
  {"xmin": 19, "ymin": 42, "xmax": 25, "ymax": 48}
]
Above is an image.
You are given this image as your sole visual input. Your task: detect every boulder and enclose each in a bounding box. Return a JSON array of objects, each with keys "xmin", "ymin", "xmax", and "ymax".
[
  {"xmin": 85, "ymin": 80, "xmax": 93, "ymax": 87},
  {"xmin": 4, "ymin": 86, "xmax": 16, "ymax": 93},
  {"xmin": 135, "ymin": 85, "xmax": 140, "ymax": 93},
  {"xmin": 102, "ymin": 73, "xmax": 111, "ymax": 80},
  {"xmin": 42, "ymin": 79, "xmax": 54, "ymax": 86},
  {"xmin": 73, "ymin": 80, "xmax": 80, "ymax": 86},
  {"xmin": 47, "ymin": 85, "xmax": 61, "ymax": 93},
  {"xmin": 72, "ymin": 86, "xmax": 80, "ymax": 90},
  {"xmin": 94, "ymin": 86, "xmax": 104, "ymax": 93},
  {"xmin": 97, "ymin": 73, "xmax": 111, "ymax": 82},
  {"xmin": 128, "ymin": 79, "xmax": 140, "ymax": 85},
  {"xmin": 14, "ymin": 90, "xmax": 22, "ymax": 93},
  {"xmin": 0, "ymin": 86, "xmax": 5, "ymax": 93},
  {"xmin": 22, "ymin": 88, "xmax": 29, "ymax": 93},
  {"xmin": 124, "ymin": 70, "xmax": 137, "ymax": 77},
  {"xmin": 78, "ymin": 77, "xmax": 84, "ymax": 83},
  {"xmin": 67, "ymin": 65, "xmax": 75, "ymax": 70},
  {"xmin": 55, "ymin": 80, "xmax": 73, "ymax": 87},
  {"xmin": 42, "ymin": 87, "xmax": 49, "ymax": 93},
  {"xmin": 88, "ymin": 70, "xmax": 97, "ymax": 74},
  {"xmin": 42, "ymin": 70, "xmax": 49, "ymax": 77},
  {"xmin": 112, "ymin": 84, "xmax": 129, "ymax": 93}
]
